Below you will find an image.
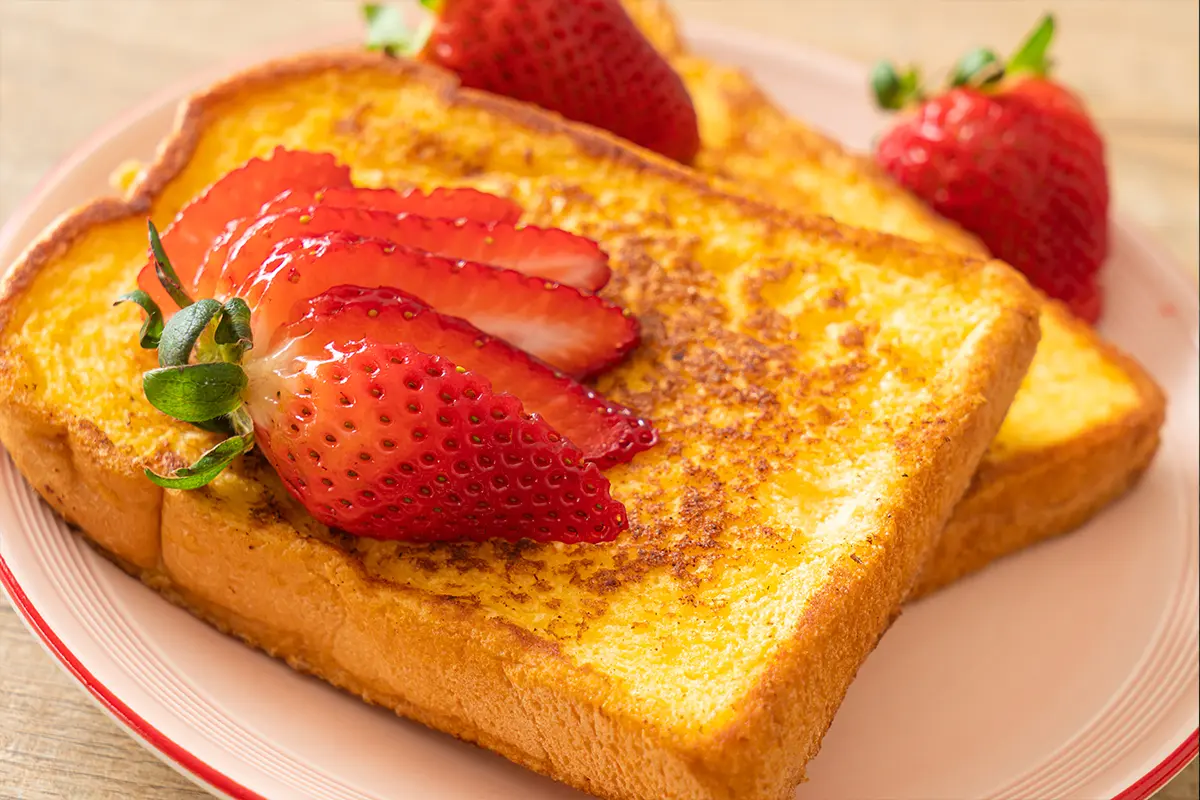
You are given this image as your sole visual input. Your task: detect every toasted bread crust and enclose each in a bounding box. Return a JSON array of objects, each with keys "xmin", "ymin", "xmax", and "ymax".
[
  {"xmin": 694, "ymin": 305, "xmax": 1038, "ymax": 795},
  {"xmin": 0, "ymin": 52, "xmax": 1039, "ymax": 799},
  {"xmin": 913, "ymin": 303, "xmax": 1167, "ymax": 596}
]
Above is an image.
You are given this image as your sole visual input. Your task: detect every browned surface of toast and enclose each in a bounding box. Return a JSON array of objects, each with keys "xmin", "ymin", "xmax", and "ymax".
[
  {"xmin": 0, "ymin": 53, "xmax": 1039, "ymax": 799},
  {"xmin": 618, "ymin": 0, "xmax": 1166, "ymax": 594}
]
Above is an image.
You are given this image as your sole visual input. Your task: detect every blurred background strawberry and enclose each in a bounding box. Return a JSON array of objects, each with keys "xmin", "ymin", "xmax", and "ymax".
[{"xmin": 872, "ymin": 15, "xmax": 1110, "ymax": 323}]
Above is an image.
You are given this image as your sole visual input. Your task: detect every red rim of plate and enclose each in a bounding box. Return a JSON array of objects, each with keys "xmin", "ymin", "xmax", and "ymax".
[
  {"xmin": 0, "ymin": 29, "xmax": 1196, "ymax": 800},
  {"xmin": 0, "ymin": 555, "xmax": 264, "ymax": 800}
]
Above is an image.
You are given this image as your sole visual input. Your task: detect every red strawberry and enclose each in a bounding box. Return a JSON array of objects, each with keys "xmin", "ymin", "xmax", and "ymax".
[
  {"xmin": 128, "ymin": 223, "xmax": 638, "ymax": 543},
  {"xmin": 260, "ymin": 285, "xmax": 656, "ymax": 466},
  {"xmin": 137, "ymin": 148, "xmax": 353, "ymax": 312},
  {"xmin": 245, "ymin": 288, "xmax": 629, "ymax": 542},
  {"xmin": 364, "ymin": 0, "xmax": 701, "ymax": 164},
  {"xmin": 240, "ymin": 233, "xmax": 636, "ymax": 377},
  {"xmin": 871, "ymin": 15, "xmax": 1109, "ymax": 323},
  {"xmin": 262, "ymin": 186, "xmax": 523, "ymax": 225},
  {"xmin": 143, "ymin": 181, "xmax": 524, "ymax": 309},
  {"xmin": 213, "ymin": 207, "xmax": 610, "ymax": 296}
]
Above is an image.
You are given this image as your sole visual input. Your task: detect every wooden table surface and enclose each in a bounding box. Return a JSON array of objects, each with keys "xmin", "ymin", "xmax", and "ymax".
[{"xmin": 0, "ymin": 1, "xmax": 1196, "ymax": 798}]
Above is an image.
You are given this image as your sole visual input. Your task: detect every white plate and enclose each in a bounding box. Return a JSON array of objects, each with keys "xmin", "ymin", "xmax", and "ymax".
[{"xmin": 1, "ymin": 20, "xmax": 1197, "ymax": 800}]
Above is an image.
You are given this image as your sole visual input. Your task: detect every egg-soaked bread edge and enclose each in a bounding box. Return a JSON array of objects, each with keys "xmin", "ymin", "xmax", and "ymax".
[
  {"xmin": 0, "ymin": 52, "xmax": 1039, "ymax": 800},
  {"xmin": 913, "ymin": 301, "xmax": 1165, "ymax": 596}
]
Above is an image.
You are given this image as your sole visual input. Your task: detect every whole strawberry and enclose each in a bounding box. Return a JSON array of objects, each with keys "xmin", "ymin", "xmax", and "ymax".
[
  {"xmin": 363, "ymin": 0, "xmax": 701, "ymax": 164},
  {"xmin": 872, "ymin": 15, "xmax": 1109, "ymax": 323}
]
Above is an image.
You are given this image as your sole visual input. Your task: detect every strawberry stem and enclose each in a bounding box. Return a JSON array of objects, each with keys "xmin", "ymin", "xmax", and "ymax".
[{"xmin": 1008, "ymin": 14, "xmax": 1056, "ymax": 77}]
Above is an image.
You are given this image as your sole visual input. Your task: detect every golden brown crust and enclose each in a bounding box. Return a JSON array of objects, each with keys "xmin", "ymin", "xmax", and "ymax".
[
  {"xmin": 0, "ymin": 197, "xmax": 146, "ymax": 332},
  {"xmin": 133, "ymin": 49, "xmax": 1015, "ymax": 278},
  {"xmin": 914, "ymin": 302, "xmax": 1167, "ymax": 596},
  {"xmin": 0, "ymin": 51, "xmax": 1040, "ymax": 800},
  {"xmin": 0, "ymin": 405, "xmax": 162, "ymax": 569}
]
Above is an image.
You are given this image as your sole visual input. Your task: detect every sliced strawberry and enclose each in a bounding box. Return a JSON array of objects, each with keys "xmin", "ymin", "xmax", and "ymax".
[
  {"xmin": 212, "ymin": 207, "xmax": 609, "ymax": 297},
  {"xmin": 192, "ymin": 186, "xmax": 526, "ymax": 301},
  {"xmin": 262, "ymin": 185, "xmax": 523, "ymax": 224},
  {"xmin": 244, "ymin": 291, "xmax": 628, "ymax": 543},
  {"xmin": 270, "ymin": 285, "xmax": 656, "ymax": 466},
  {"xmin": 240, "ymin": 233, "xmax": 636, "ymax": 377},
  {"xmin": 400, "ymin": 218, "xmax": 611, "ymax": 291},
  {"xmin": 136, "ymin": 148, "xmax": 353, "ymax": 312}
]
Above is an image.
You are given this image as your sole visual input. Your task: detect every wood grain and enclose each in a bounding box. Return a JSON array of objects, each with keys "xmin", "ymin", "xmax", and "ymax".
[{"xmin": 0, "ymin": 1, "xmax": 1195, "ymax": 798}]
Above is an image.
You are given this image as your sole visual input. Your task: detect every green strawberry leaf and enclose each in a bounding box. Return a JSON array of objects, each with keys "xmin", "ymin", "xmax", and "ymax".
[
  {"xmin": 143, "ymin": 362, "xmax": 247, "ymax": 422},
  {"xmin": 190, "ymin": 416, "xmax": 235, "ymax": 435},
  {"xmin": 158, "ymin": 298, "xmax": 223, "ymax": 367},
  {"xmin": 215, "ymin": 298, "xmax": 253, "ymax": 348},
  {"xmin": 147, "ymin": 219, "xmax": 194, "ymax": 309},
  {"xmin": 871, "ymin": 62, "xmax": 925, "ymax": 111},
  {"xmin": 1008, "ymin": 14, "xmax": 1056, "ymax": 77},
  {"xmin": 228, "ymin": 405, "xmax": 255, "ymax": 438},
  {"xmin": 114, "ymin": 289, "xmax": 163, "ymax": 349},
  {"xmin": 144, "ymin": 432, "xmax": 254, "ymax": 490},
  {"xmin": 364, "ymin": 3, "xmax": 408, "ymax": 56},
  {"xmin": 363, "ymin": 3, "xmax": 433, "ymax": 57},
  {"xmin": 214, "ymin": 297, "xmax": 254, "ymax": 362},
  {"xmin": 950, "ymin": 48, "xmax": 1005, "ymax": 88}
]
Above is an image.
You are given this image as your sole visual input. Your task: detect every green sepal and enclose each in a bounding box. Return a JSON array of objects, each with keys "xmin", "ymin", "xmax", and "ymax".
[
  {"xmin": 157, "ymin": 298, "xmax": 223, "ymax": 367},
  {"xmin": 144, "ymin": 433, "xmax": 254, "ymax": 490},
  {"xmin": 228, "ymin": 405, "xmax": 255, "ymax": 438},
  {"xmin": 143, "ymin": 362, "xmax": 247, "ymax": 422},
  {"xmin": 214, "ymin": 297, "xmax": 254, "ymax": 360},
  {"xmin": 114, "ymin": 289, "xmax": 163, "ymax": 349},
  {"xmin": 190, "ymin": 416, "xmax": 235, "ymax": 435},
  {"xmin": 363, "ymin": 2, "xmax": 433, "ymax": 57},
  {"xmin": 871, "ymin": 62, "xmax": 925, "ymax": 111},
  {"xmin": 147, "ymin": 219, "xmax": 194, "ymax": 309},
  {"xmin": 1008, "ymin": 14, "xmax": 1056, "ymax": 77},
  {"xmin": 950, "ymin": 48, "xmax": 1005, "ymax": 88}
]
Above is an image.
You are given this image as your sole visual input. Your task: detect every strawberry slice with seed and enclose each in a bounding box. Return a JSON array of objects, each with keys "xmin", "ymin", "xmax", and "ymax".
[
  {"xmin": 136, "ymin": 148, "xmax": 352, "ymax": 312},
  {"xmin": 263, "ymin": 185, "xmax": 523, "ymax": 224},
  {"xmin": 241, "ymin": 233, "xmax": 637, "ymax": 377},
  {"xmin": 268, "ymin": 285, "xmax": 656, "ymax": 466},
  {"xmin": 244, "ymin": 290, "xmax": 628, "ymax": 543},
  {"xmin": 212, "ymin": 206, "xmax": 609, "ymax": 296}
]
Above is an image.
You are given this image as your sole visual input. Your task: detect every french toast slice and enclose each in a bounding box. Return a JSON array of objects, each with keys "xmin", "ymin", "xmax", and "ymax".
[
  {"xmin": 621, "ymin": 0, "xmax": 1166, "ymax": 595},
  {"xmin": 0, "ymin": 54, "xmax": 1039, "ymax": 799}
]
